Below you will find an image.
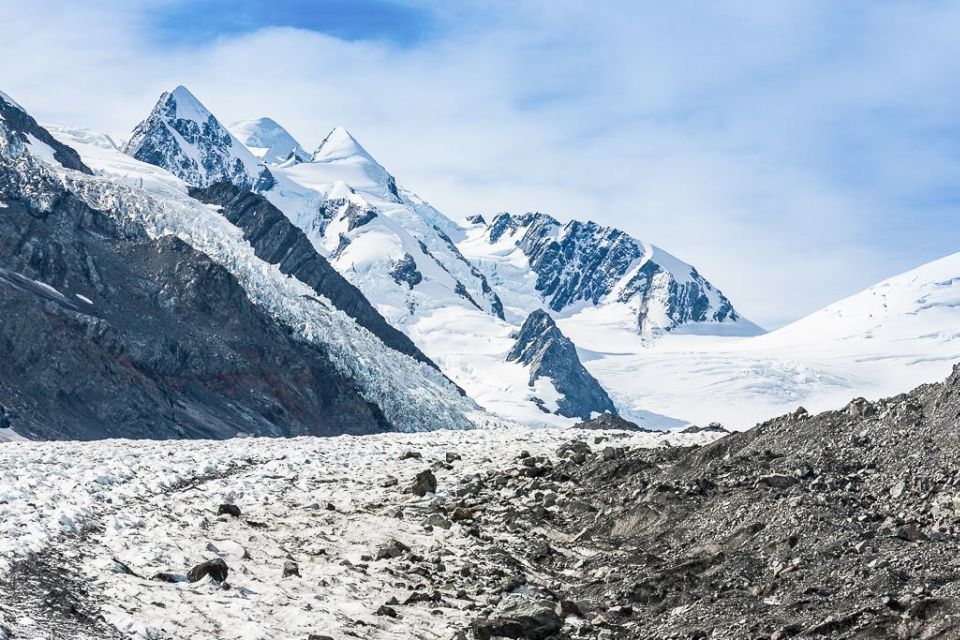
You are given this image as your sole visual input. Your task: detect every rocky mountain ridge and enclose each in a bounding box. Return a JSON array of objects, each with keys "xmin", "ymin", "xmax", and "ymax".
[{"xmin": 476, "ymin": 211, "xmax": 757, "ymax": 336}]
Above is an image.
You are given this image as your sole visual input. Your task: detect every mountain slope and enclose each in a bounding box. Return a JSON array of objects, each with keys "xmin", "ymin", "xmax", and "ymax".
[
  {"xmin": 187, "ymin": 181, "xmax": 442, "ymax": 372},
  {"xmin": 121, "ymin": 86, "xmax": 274, "ymax": 191},
  {"xmin": 228, "ymin": 117, "xmax": 309, "ymax": 165},
  {"xmin": 0, "ymin": 93, "xmax": 391, "ymax": 440},
  {"xmin": 3, "ymin": 91, "xmax": 481, "ymax": 439}
]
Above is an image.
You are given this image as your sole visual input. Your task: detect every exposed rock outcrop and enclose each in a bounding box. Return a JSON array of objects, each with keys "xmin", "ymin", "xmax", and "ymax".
[{"xmin": 508, "ymin": 309, "xmax": 616, "ymax": 420}]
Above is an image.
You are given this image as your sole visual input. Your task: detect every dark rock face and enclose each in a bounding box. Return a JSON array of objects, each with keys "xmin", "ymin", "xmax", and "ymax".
[
  {"xmin": 507, "ymin": 310, "xmax": 616, "ymax": 420},
  {"xmin": 0, "ymin": 97, "xmax": 91, "ymax": 174},
  {"xmin": 217, "ymin": 504, "xmax": 241, "ymax": 518},
  {"xmin": 409, "ymin": 469, "xmax": 437, "ymax": 496},
  {"xmin": 486, "ymin": 364, "xmax": 960, "ymax": 638},
  {"xmin": 465, "ymin": 214, "xmax": 486, "ymax": 225},
  {"xmin": 189, "ymin": 182, "xmax": 438, "ymax": 371},
  {"xmin": 122, "ymin": 86, "xmax": 272, "ymax": 191},
  {"xmin": 389, "ymin": 253, "xmax": 423, "ymax": 290},
  {"xmin": 574, "ymin": 412, "xmax": 650, "ymax": 432},
  {"xmin": 0, "ymin": 117, "xmax": 392, "ymax": 441},
  {"xmin": 487, "ymin": 212, "xmax": 743, "ymax": 333}
]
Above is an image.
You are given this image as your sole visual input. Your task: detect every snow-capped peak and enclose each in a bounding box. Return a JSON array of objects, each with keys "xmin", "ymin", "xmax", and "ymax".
[
  {"xmin": 121, "ymin": 86, "xmax": 274, "ymax": 191},
  {"xmin": 288, "ymin": 126, "xmax": 400, "ymax": 203},
  {"xmin": 168, "ymin": 85, "xmax": 212, "ymax": 123},
  {"xmin": 311, "ymin": 126, "xmax": 375, "ymax": 164},
  {"xmin": 229, "ymin": 116, "xmax": 309, "ymax": 165}
]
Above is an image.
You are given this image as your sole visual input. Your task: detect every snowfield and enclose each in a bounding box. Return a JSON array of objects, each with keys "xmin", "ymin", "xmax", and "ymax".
[{"xmin": 0, "ymin": 428, "xmax": 717, "ymax": 639}]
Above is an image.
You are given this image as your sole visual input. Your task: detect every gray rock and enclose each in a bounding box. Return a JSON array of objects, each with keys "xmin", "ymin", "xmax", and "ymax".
[
  {"xmin": 187, "ymin": 558, "xmax": 229, "ymax": 583},
  {"xmin": 410, "ymin": 469, "xmax": 438, "ymax": 496},
  {"xmin": 472, "ymin": 598, "xmax": 563, "ymax": 640},
  {"xmin": 218, "ymin": 504, "xmax": 241, "ymax": 517},
  {"xmin": 508, "ymin": 309, "xmax": 616, "ymax": 420},
  {"xmin": 282, "ymin": 560, "xmax": 300, "ymax": 578},
  {"xmin": 375, "ymin": 539, "xmax": 410, "ymax": 561}
]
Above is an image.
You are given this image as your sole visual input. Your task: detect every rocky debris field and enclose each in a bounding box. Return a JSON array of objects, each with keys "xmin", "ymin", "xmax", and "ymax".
[
  {"xmin": 513, "ymin": 364, "xmax": 960, "ymax": 639},
  {"xmin": 6, "ymin": 363, "xmax": 960, "ymax": 640},
  {"xmin": 0, "ymin": 427, "xmax": 715, "ymax": 639}
]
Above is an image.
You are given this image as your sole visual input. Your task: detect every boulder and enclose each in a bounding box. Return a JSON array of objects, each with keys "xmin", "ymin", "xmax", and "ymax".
[
  {"xmin": 187, "ymin": 557, "xmax": 229, "ymax": 583},
  {"xmin": 472, "ymin": 598, "xmax": 563, "ymax": 640}
]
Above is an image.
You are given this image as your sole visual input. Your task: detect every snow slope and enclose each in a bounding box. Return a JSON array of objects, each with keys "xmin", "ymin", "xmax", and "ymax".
[
  {"xmin": 228, "ymin": 117, "xmax": 309, "ymax": 165},
  {"xmin": 558, "ymin": 252, "xmax": 960, "ymax": 429}
]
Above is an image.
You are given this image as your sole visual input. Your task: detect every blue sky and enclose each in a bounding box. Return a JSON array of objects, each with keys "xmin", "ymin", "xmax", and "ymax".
[
  {"xmin": 150, "ymin": 0, "xmax": 432, "ymax": 46},
  {"xmin": 3, "ymin": 1, "xmax": 960, "ymax": 328}
]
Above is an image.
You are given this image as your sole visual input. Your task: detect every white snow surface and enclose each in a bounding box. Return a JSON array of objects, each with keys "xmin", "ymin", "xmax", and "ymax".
[
  {"xmin": 558, "ymin": 252, "xmax": 960, "ymax": 429},
  {"xmin": 0, "ymin": 427, "xmax": 719, "ymax": 639},
  {"xmin": 228, "ymin": 117, "xmax": 308, "ymax": 165}
]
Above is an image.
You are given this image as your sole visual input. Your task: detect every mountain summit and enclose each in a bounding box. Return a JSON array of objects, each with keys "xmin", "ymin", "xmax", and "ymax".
[
  {"xmin": 229, "ymin": 116, "xmax": 309, "ymax": 165},
  {"xmin": 122, "ymin": 86, "xmax": 274, "ymax": 191}
]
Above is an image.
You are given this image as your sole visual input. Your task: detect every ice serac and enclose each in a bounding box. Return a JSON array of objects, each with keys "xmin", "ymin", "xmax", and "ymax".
[
  {"xmin": 229, "ymin": 117, "xmax": 309, "ymax": 165},
  {"xmin": 121, "ymin": 86, "xmax": 274, "ymax": 190},
  {"xmin": 479, "ymin": 212, "xmax": 760, "ymax": 336},
  {"xmin": 188, "ymin": 181, "xmax": 443, "ymax": 373},
  {"xmin": 507, "ymin": 309, "xmax": 616, "ymax": 420}
]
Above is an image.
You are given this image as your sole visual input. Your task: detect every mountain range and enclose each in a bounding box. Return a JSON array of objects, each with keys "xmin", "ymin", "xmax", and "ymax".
[{"xmin": 1, "ymin": 84, "xmax": 959, "ymax": 439}]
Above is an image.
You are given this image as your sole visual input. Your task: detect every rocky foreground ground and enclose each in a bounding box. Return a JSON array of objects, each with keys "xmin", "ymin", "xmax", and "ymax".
[{"xmin": 5, "ymin": 366, "xmax": 960, "ymax": 639}]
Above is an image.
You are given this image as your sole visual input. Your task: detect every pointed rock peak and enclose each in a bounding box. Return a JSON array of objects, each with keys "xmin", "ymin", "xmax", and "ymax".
[
  {"xmin": 524, "ymin": 308, "xmax": 556, "ymax": 331},
  {"xmin": 166, "ymin": 85, "xmax": 212, "ymax": 122},
  {"xmin": 122, "ymin": 85, "xmax": 269, "ymax": 190},
  {"xmin": 312, "ymin": 126, "xmax": 376, "ymax": 164},
  {"xmin": 508, "ymin": 308, "xmax": 617, "ymax": 420}
]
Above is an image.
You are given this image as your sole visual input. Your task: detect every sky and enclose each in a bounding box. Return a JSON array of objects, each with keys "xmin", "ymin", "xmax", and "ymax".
[{"xmin": 3, "ymin": 0, "xmax": 960, "ymax": 328}]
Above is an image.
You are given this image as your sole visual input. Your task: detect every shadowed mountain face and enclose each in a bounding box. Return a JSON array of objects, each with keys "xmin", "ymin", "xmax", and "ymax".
[
  {"xmin": 507, "ymin": 309, "xmax": 616, "ymax": 420},
  {"xmin": 0, "ymin": 189, "xmax": 391, "ymax": 440}
]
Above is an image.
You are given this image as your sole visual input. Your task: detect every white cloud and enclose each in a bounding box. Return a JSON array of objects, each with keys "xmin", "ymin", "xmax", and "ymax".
[{"xmin": 4, "ymin": 1, "xmax": 960, "ymax": 327}]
